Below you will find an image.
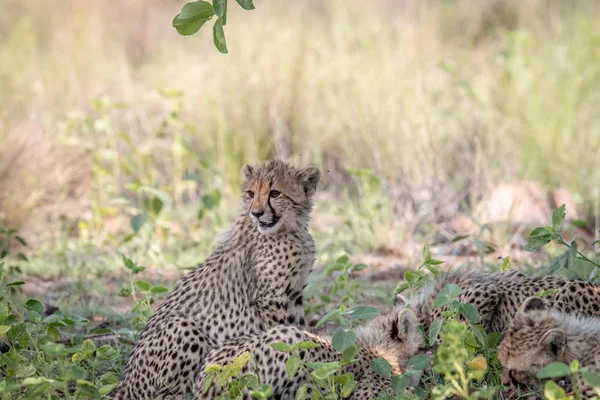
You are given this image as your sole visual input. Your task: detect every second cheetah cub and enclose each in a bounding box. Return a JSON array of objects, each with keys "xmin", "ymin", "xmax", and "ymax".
[
  {"xmin": 498, "ymin": 296, "xmax": 600, "ymax": 392},
  {"xmin": 195, "ymin": 308, "xmax": 425, "ymax": 399}
]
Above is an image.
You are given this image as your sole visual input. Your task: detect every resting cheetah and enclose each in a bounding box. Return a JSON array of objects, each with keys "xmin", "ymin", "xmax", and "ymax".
[
  {"xmin": 113, "ymin": 160, "xmax": 321, "ymax": 399},
  {"xmin": 395, "ymin": 268, "xmax": 600, "ymax": 334},
  {"xmin": 498, "ymin": 296, "xmax": 600, "ymax": 394},
  {"xmin": 195, "ymin": 308, "xmax": 424, "ymax": 399}
]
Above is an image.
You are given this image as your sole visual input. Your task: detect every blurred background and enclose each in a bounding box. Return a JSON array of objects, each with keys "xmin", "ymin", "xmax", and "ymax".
[{"xmin": 1, "ymin": 0, "xmax": 600, "ymax": 308}]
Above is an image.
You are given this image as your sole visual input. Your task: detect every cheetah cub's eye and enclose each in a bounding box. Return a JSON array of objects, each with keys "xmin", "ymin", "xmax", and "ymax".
[
  {"xmin": 246, "ymin": 191, "xmax": 255, "ymax": 199},
  {"xmin": 270, "ymin": 190, "xmax": 281, "ymax": 198}
]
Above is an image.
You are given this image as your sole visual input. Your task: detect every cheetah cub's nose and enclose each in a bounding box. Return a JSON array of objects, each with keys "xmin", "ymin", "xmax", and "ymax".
[{"xmin": 251, "ymin": 210, "xmax": 265, "ymax": 218}]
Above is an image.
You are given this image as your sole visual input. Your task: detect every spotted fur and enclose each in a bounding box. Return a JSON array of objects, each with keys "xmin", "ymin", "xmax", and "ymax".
[
  {"xmin": 498, "ymin": 296, "xmax": 600, "ymax": 393},
  {"xmin": 394, "ymin": 268, "xmax": 600, "ymax": 335},
  {"xmin": 194, "ymin": 308, "xmax": 424, "ymax": 399},
  {"xmin": 112, "ymin": 160, "xmax": 321, "ymax": 399}
]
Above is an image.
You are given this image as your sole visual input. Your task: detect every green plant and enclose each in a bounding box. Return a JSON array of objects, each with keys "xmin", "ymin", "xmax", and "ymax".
[
  {"xmin": 395, "ymin": 244, "xmax": 444, "ymax": 297},
  {"xmin": 526, "ymin": 204, "xmax": 600, "ymax": 279},
  {"xmin": 173, "ymin": 0, "xmax": 256, "ymax": 53},
  {"xmin": 537, "ymin": 360, "xmax": 600, "ymax": 400},
  {"xmin": 201, "ymin": 351, "xmax": 272, "ymax": 399}
]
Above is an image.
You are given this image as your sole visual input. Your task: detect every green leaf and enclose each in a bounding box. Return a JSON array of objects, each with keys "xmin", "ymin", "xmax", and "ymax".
[
  {"xmin": 295, "ymin": 385, "xmax": 308, "ymax": 400},
  {"xmin": 544, "ymin": 380, "xmax": 567, "ymax": 400},
  {"xmin": 501, "ymin": 256, "xmax": 511, "ymax": 271},
  {"xmin": 552, "ymin": 204, "xmax": 566, "ymax": 232},
  {"xmin": 122, "ymin": 255, "xmax": 135, "ymax": 270},
  {"xmin": 235, "ymin": 0, "xmax": 255, "ymax": 10},
  {"xmin": 536, "ymin": 288, "xmax": 559, "ymax": 298},
  {"xmin": 203, "ymin": 364, "xmax": 221, "ymax": 374},
  {"xmin": 135, "ymin": 280, "xmax": 151, "ymax": 292},
  {"xmin": 213, "ymin": 0, "xmax": 227, "ymax": 23},
  {"xmin": 537, "ymin": 362, "xmax": 571, "ymax": 379},
  {"xmin": 332, "ymin": 329, "xmax": 355, "ymax": 352},
  {"xmin": 408, "ymin": 354, "xmax": 430, "ymax": 371},
  {"xmin": 370, "ymin": 358, "xmax": 392, "ymax": 378},
  {"xmin": 96, "ymin": 345, "xmax": 118, "ymax": 360},
  {"xmin": 341, "ymin": 344, "xmax": 358, "ymax": 363},
  {"xmin": 201, "ymin": 373, "xmax": 215, "ymax": 394},
  {"xmin": 14, "ymin": 236, "xmax": 27, "ymax": 246},
  {"xmin": 285, "ymin": 355, "xmax": 301, "ymax": 378},
  {"xmin": 7, "ymin": 281, "xmax": 25, "ymax": 286},
  {"xmin": 0, "ymin": 326, "xmax": 11, "ymax": 336},
  {"xmin": 213, "ymin": 19, "xmax": 228, "ymax": 53},
  {"xmin": 340, "ymin": 379, "xmax": 357, "ymax": 397},
  {"xmin": 240, "ymin": 374, "xmax": 259, "ymax": 389},
  {"xmin": 459, "ymin": 303, "xmax": 479, "ymax": 324},
  {"xmin": 130, "ymin": 213, "xmax": 147, "ymax": 232},
  {"xmin": 24, "ymin": 299, "xmax": 44, "ymax": 313},
  {"xmin": 433, "ymin": 284, "xmax": 463, "ymax": 309},
  {"xmin": 202, "ymin": 191, "xmax": 221, "ymax": 210},
  {"xmin": 293, "ymin": 341, "xmax": 320, "ymax": 350},
  {"xmin": 345, "ymin": 306, "xmax": 380, "ymax": 320},
  {"xmin": 391, "ymin": 375, "xmax": 410, "ymax": 394},
  {"xmin": 173, "ymin": 1, "xmax": 215, "ymax": 36},
  {"xmin": 582, "ymin": 370, "xmax": 600, "ymax": 389},
  {"xmin": 150, "ymin": 285, "xmax": 170, "ymax": 294},
  {"xmin": 270, "ymin": 342, "xmax": 292, "ymax": 352},
  {"xmin": 526, "ymin": 227, "xmax": 555, "ymax": 251},
  {"xmin": 99, "ymin": 384, "xmax": 118, "ymax": 395},
  {"xmin": 428, "ymin": 319, "xmax": 443, "ymax": 346}
]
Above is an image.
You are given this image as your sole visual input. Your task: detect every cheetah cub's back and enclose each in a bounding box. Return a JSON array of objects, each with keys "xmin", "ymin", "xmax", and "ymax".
[
  {"xmin": 195, "ymin": 308, "xmax": 425, "ymax": 399},
  {"xmin": 113, "ymin": 160, "xmax": 320, "ymax": 399}
]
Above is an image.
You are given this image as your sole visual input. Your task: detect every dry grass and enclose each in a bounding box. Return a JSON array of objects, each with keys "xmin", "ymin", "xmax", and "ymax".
[{"xmin": 1, "ymin": 0, "xmax": 600, "ymax": 244}]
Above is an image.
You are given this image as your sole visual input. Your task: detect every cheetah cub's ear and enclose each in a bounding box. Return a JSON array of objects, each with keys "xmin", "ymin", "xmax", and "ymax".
[
  {"xmin": 241, "ymin": 164, "xmax": 254, "ymax": 181},
  {"xmin": 394, "ymin": 309, "xmax": 418, "ymax": 341},
  {"xmin": 539, "ymin": 328, "xmax": 567, "ymax": 358},
  {"xmin": 296, "ymin": 166, "xmax": 321, "ymax": 197},
  {"xmin": 394, "ymin": 293, "xmax": 407, "ymax": 307},
  {"xmin": 521, "ymin": 296, "xmax": 549, "ymax": 313}
]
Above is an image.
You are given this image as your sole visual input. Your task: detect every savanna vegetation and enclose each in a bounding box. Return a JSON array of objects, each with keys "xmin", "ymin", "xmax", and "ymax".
[{"xmin": 1, "ymin": 0, "xmax": 600, "ymax": 398}]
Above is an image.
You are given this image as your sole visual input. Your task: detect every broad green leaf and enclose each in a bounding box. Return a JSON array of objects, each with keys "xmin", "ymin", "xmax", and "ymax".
[
  {"xmin": 295, "ymin": 385, "xmax": 308, "ymax": 400},
  {"xmin": 97, "ymin": 345, "xmax": 118, "ymax": 360},
  {"xmin": 204, "ymin": 364, "xmax": 221, "ymax": 373},
  {"xmin": 0, "ymin": 325, "xmax": 11, "ymax": 336},
  {"xmin": 24, "ymin": 299, "xmax": 43, "ymax": 313},
  {"xmin": 552, "ymin": 204, "xmax": 566, "ymax": 232},
  {"xmin": 240, "ymin": 374, "xmax": 259, "ymax": 389},
  {"xmin": 370, "ymin": 358, "xmax": 392, "ymax": 378},
  {"xmin": 213, "ymin": 19, "xmax": 228, "ymax": 53},
  {"xmin": 408, "ymin": 354, "xmax": 430, "ymax": 371},
  {"xmin": 293, "ymin": 341, "xmax": 320, "ymax": 350},
  {"xmin": 285, "ymin": 356, "xmax": 301, "ymax": 378},
  {"xmin": 341, "ymin": 379, "xmax": 357, "ymax": 397},
  {"xmin": 537, "ymin": 362, "xmax": 571, "ymax": 379},
  {"xmin": 332, "ymin": 329, "xmax": 355, "ymax": 352},
  {"xmin": 122, "ymin": 255, "xmax": 135, "ymax": 270},
  {"xmin": 99, "ymin": 384, "xmax": 118, "ymax": 395},
  {"xmin": 235, "ymin": 0, "xmax": 255, "ymax": 10},
  {"xmin": 459, "ymin": 303, "xmax": 479, "ymax": 324},
  {"xmin": 536, "ymin": 288, "xmax": 559, "ymax": 298},
  {"xmin": 201, "ymin": 373, "xmax": 215, "ymax": 394},
  {"xmin": 341, "ymin": 344, "xmax": 358, "ymax": 363},
  {"xmin": 270, "ymin": 342, "xmax": 292, "ymax": 352},
  {"xmin": 433, "ymin": 284, "xmax": 463, "ymax": 309},
  {"xmin": 135, "ymin": 280, "xmax": 151, "ymax": 292},
  {"xmin": 526, "ymin": 227, "xmax": 555, "ymax": 251},
  {"xmin": 130, "ymin": 213, "xmax": 147, "ymax": 232},
  {"xmin": 582, "ymin": 370, "xmax": 600, "ymax": 389},
  {"xmin": 544, "ymin": 380, "xmax": 568, "ymax": 400},
  {"xmin": 7, "ymin": 281, "xmax": 25, "ymax": 286},
  {"xmin": 345, "ymin": 306, "xmax": 379, "ymax": 320},
  {"xmin": 391, "ymin": 375, "xmax": 410, "ymax": 394},
  {"xmin": 150, "ymin": 285, "xmax": 170, "ymax": 294},
  {"xmin": 213, "ymin": 0, "xmax": 227, "ymax": 23},
  {"xmin": 333, "ymin": 372, "xmax": 353, "ymax": 385},
  {"xmin": 501, "ymin": 256, "xmax": 511, "ymax": 271},
  {"xmin": 428, "ymin": 319, "xmax": 443, "ymax": 346}
]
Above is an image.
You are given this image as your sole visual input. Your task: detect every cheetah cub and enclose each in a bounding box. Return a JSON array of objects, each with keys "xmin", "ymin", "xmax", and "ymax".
[
  {"xmin": 195, "ymin": 308, "xmax": 424, "ymax": 399},
  {"xmin": 113, "ymin": 160, "xmax": 320, "ymax": 399},
  {"xmin": 498, "ymin": 296, "xmax": 600, "ymax": 392},
  {"xmin": 394, "ymin": 268, "xmax": 600, "ymax": 335}
]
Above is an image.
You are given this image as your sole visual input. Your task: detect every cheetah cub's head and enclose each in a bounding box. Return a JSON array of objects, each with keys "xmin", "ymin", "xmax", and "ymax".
[
  {"xmin": 355, "ymin": 308, "xmax": 425, "ymax": 370},
  {"xmin": 241, "ymin": 160, "xmax": 320, "ymax": 234},
  {"xmin": 498, "ymin": 296, "xmax": 566, "ymax": 388}
]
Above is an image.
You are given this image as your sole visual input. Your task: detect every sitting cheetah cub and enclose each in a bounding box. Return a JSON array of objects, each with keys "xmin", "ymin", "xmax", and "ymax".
[
  {"xmin": 195, "ymin": 308, "xmax": 424, "ymax": 399},
  {"xmin": 113, "ymin": 160, "xmax": 321, "ymax": 399},
  {"xmin": 498, "ymin": 296, "xmax": 600, "ymax": 393}
]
